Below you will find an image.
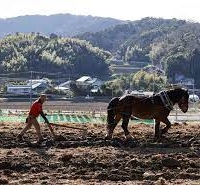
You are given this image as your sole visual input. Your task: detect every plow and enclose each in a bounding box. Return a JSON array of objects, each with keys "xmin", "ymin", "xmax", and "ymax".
[
  {"xmin": 48, "ymin": 122, "xmax": 88, "ymax": 136},
  {"xmin": 49, "ymin": 122, "xmax": 87, "ymax": 131}
]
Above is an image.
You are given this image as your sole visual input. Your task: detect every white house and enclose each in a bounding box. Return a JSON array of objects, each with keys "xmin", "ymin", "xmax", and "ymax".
[
  {"xmin": 32, "ymin": 82, "xmax": 51, "ymax": 94},
  {"xmin": 87, "ymin": 78, "xmax": 103, "ymax": 87},
  {"xmin": 76, "ymin": 76, "xmax": 92, "ymax": 86},
  {"xmin": 54, "ymin": 80, "xmax": 71, "ymax": 92},
  {"xmin": 7, "ymin": 82, "xmax": 51, "ymax": 95},
  {"xmin": 27, "ymin": 78, "xmax": 50, "ymax": 85},
  {"xmin": 76, "ymin": 76, "xmax": 103, "ymax": 89},
  {"xmin": 7, "ymin": 85, "xmax": 31, "ymax": 95}
]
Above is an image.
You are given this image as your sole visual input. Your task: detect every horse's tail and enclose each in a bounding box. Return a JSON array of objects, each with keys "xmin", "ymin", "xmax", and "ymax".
[{"xmin": 107, "ymin": 97, "xmax": 120, "ymax": 125}]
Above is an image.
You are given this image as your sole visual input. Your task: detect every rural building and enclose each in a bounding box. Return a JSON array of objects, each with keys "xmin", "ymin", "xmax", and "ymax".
[
  {"xmin": 7, "ymin": 85, "xmax": 31, "ymax": 95},
  {"xmin": 7, "ymin": 82, "xmax": 51, "ymax": 95},
  {"xmin": 76, "ymin": 76, "xmax": 103, "ymax": 89},
  {"xmin": 27, "ymin": 78, "xmax": 50, "ymax": 85},
  {"xmin": 54, "ymin": 80, "xmax": 72, "ymax": 92}
]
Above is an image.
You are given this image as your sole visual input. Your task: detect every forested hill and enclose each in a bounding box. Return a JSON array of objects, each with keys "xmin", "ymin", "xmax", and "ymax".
[
  {"xmin": 2, "ymin": 17, "xmax": 200, "ymax": 87},
  {"xmin": 0, "ymin": 14, "xmax": 126, "ymax": 38},
  {"xmin": 76, "ymin": 18, "xmax": 186, "ymax": 62},
  {"xmin": 0, "ymin": 33, "xmax": 111, "ymax": 77},
  {"xmin": 77, "ymin": 18, "xmax": 200, "ymax": 87}
]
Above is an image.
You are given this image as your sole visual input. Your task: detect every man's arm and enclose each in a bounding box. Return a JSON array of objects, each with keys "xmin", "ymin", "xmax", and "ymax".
[
  {"xmin": 40, "ymin": 111, "xmax": 56, "ymax": 138},
  {"xmin": 40, "ymin": 111, "xmax": 49, "ymax": 123}
]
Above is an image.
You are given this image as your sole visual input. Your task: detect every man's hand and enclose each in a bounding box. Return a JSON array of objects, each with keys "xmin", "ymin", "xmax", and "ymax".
[
  {"xmin": 45, "ymin": 120, "xmax": 50, "ymax": 124},
  {"xmin": 46, "ymin": 123, "xmax": 56, "ymax": 138}
]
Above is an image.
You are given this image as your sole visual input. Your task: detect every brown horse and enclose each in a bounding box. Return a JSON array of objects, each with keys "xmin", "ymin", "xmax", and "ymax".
[{"xmin": 105, "ymin": 88, "xmax": 189, "ymax": 140}]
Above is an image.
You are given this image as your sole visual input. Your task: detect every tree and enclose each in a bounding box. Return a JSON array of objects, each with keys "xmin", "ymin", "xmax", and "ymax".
[
  {"xmin": 0, "ymin": 33, "xmax": 111, "ymax": 77},
  {"xmin": 190, "ymin": 49, "xmax": 200, "ymax": 88},
  {"xmin": 131, "ymin": 70, "xmax": 166, "ymax": 92}
]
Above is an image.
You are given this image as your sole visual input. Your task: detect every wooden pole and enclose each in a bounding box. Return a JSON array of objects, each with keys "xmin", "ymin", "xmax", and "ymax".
[{"xmin": 49, "ymin": 122, "xmax": 87, "ymax": 131}]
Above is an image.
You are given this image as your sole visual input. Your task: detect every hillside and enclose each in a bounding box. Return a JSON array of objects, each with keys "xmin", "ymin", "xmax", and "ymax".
[
  {"xmin": 0, "ymin": 33, "xmax": 111, "ymax": 78},
  {"xmin": 1, "ymin": 17, "xmax": 200, "ymax": 87},
  {"xmin": 76, "ymin": 18, "xmax": 186, "ymax": 60},
  {"xmin": 0, "ymin": 14, "xmax": 126, "ymax": 38},
  {"xmin": 77, "ymin": 18, "xmax": 200, "ymax": 87}
]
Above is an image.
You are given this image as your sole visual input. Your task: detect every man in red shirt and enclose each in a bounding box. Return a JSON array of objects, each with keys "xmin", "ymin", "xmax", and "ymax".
[{"xmin": 17, "ymin": 94, "xmax": 56, "ymax": 143}]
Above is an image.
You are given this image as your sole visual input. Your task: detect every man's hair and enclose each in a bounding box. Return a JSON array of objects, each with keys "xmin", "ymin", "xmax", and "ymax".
[
  {"xmin": 40, "ymin": 94, "xmax": 47, "ymax": 98},
  {"xmin": 40, "ymin": 94, "xmax": 47, "ymax": 100}
]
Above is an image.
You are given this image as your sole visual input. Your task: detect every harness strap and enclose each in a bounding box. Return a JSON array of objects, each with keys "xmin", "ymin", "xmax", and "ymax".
[{"xmin": 159, "ymin": 91, "xmax": 173, "ymax": 110}]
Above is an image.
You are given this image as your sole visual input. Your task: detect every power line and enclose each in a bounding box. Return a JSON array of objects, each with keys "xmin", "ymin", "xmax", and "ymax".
[
  {"xmin": 0, "ymin": 71, "xmax": 80, "ymax": 77},
  {"xmin": 0, "ymin": 71, "xmax": 62, "ymax": 76}
]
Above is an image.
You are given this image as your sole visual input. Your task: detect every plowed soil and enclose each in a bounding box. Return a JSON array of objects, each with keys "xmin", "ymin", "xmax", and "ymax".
[{"xmin": 0, "ymin": 122, "xmax": 199, "ymax": 185}]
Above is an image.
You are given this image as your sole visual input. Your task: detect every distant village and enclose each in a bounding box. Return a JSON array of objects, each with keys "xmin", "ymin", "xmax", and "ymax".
[
  {"xmin": 1, "ymin": 71, "xmax": 200, "ymax": 102},
  {"xmin": 5, "ymin": 76, "xmax": 103, "ymax": 98}
]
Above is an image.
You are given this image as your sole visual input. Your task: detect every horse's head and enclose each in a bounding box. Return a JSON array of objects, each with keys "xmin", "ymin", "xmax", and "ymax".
[{"xmin": 173, "ymin": 88, "xmax": 189, "ymax": 113}]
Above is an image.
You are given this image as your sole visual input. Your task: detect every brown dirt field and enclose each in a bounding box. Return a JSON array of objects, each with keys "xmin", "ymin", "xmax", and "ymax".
[{"xmin": 0, "ymin": 122, "xmax": 199, "ymax": 185}]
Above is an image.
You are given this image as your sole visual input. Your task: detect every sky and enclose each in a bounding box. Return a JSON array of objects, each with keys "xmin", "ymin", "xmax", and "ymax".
[{"xmin": 0, "ymin": 0, "xmax": 200, "ymax": 22}]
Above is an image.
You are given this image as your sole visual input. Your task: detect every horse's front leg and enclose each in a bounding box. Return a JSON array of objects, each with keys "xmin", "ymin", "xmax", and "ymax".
[
  {"xmin": 154, "ymin": 119, "xmax": 161, "ymax": 138},
  {"xmin": 105, "ymin": 114, "xmax": 121, "ymax": 140},
  {"xmin": 161, "ymin": 118, "xmax": 171, "ymax": 136},
  {"xmin": 121, "ymin": 114, "xmax": 132, "ymax": 140}
]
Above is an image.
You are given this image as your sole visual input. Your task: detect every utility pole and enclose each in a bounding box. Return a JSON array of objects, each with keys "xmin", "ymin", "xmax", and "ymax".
[
  {"xmin": 152, "ymin": 63, "xmax": 156, "ymax": 128},
  {"xmin": 30, "ymin": 70, "xmax": 33, "ymax": 106},
  {"xmin": 152, "ymin": 65, "xmax": 156, "ymax": 93},
  {"xmin": 192, "ymin": 80, "xmax": 195, "ymax": 109},
  {"xmin": 193, "ymin": 81, "xmax": 195, "ymax": 97},
  {"xmin": 153, "ymin": 69, "xmax": 155, "ymax": 93}
]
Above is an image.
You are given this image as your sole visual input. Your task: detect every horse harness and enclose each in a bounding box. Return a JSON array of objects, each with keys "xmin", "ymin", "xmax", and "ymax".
[
  {"xmin": 123, "ymin": 91, "xmax": 174, "ymax": 117},
  {"xmin": 159, "ymin": 91, "xmax": 174, "ymax": 110},
  {"xmin": 108, "ymin": 91, "xmax": 174, "ymax": 113}
]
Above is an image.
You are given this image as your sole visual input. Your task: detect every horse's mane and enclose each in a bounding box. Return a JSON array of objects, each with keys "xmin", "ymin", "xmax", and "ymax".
[
  {"xmin": 164, "ymin": 84, "xmax": 188, "ymax": 91},
  {"xmin": 154, "ymin": 86, "xmax": 188, "ymax": 99}
]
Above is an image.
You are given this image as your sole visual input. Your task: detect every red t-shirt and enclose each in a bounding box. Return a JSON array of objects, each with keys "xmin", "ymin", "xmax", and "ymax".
[{"xmin": 29, "ymin": 100, "xmax": 42, "ymax": 117}]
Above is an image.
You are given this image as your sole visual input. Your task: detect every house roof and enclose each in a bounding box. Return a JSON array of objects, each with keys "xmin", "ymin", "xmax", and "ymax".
[
  {"xmin": 7, "ymin": 82, "xmax": 49, "ymax": 90},
  {"xmin": 27, "ymin": 79, "xmax": 48, "ymax": 85},
  {"xmin": 7, "ymin": 85, "xmax": 31, "ymax": 89},
  {"xmin": 32, "ymin": 82, "xmax": 50, "ymax": 89},
  {"xmin": 55, "ymin": 86, "xmax": 69, "ymax": 90},
  {"xmin": 76, "ymin": 76, "xmax": 91, "ymax": 82},
  {"xmin": 87, "ymin": 78, "xmax": 98, "ymax": 84},
  {"xmin": 58, "ymin": 80, "xmax": 72, "ymax": 87},
  {"xmin": 32, "ymin": 82, "xmax": 42, "ymax": 89}
]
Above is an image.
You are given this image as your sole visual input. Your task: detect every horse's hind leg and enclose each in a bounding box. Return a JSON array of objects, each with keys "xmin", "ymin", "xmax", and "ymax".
[
  {"xmin": 121, "ymin": 114, "xmax": 132, "ymax": 140},
  {"xmin": 105, "ymin": 114, "xmax": 121, "ymax": 140},
  {"xmin": 161, "ymin": 118, "xmax": 171, "ymax": 135}
]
